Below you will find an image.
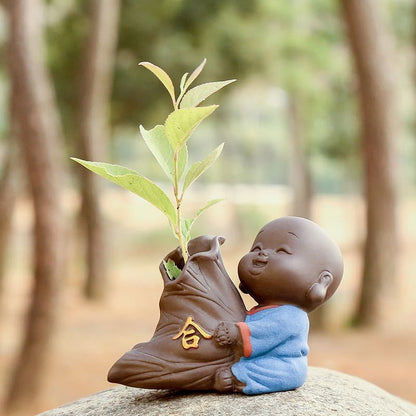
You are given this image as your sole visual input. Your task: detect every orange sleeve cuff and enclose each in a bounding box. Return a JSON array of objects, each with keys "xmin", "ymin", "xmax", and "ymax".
[{"xmin": 236, "ymin": 322, "xmax": 252, "ymax": 358}]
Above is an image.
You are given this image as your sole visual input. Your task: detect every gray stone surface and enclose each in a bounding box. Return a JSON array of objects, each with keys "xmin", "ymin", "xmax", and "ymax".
[{"xmin": 38, "ymin": 367, "xmax": 416, "ymax": 416}]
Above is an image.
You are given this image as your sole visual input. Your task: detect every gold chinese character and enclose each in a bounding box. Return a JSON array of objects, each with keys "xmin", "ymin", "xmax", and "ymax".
[{"xmin": 172, "ymin": 316, "xmax": 213, "ymax": 350}]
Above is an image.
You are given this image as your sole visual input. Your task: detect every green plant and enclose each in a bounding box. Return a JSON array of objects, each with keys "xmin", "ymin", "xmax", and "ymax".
[{"xmin": 72, "ymin": 59, "xmax": 235, "ymax": 273}]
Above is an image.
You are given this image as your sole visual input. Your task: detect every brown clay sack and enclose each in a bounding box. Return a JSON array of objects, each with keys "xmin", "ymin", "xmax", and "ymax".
[{"xmin": 108, "ymin": 235, "xmax": 246, "ymax": 390}]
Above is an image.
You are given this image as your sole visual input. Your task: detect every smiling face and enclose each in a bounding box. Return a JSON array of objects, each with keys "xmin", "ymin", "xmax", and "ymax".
[{"xmin": 237, "ymin": 217, "xmax": 343, "ymax": 311}]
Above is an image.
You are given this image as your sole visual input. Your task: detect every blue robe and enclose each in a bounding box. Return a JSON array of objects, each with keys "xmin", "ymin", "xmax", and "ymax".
[{"xmin": 231, "ymin": 305, "xmax": 309, "ymax": 395}]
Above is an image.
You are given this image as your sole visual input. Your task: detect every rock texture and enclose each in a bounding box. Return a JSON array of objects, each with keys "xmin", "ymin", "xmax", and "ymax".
[{"xmin": 38, "ymin": 367, "xmax": 416, "ymax": 416}]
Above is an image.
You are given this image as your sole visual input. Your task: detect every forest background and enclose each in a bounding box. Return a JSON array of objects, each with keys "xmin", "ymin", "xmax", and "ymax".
[{"xmin": 0, "ymin": 0, "xmax": 415, "ymax": 415}]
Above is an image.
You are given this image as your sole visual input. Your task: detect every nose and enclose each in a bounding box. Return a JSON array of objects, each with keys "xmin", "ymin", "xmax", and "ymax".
[{"xmin": 258, "ymin": 249, "xmax": 269, "ymax": 257}]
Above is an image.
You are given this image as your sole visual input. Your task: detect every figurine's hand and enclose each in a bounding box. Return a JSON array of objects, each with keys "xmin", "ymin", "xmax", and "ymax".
[{"xmin": 213, "ymin": 321, "xmax": 239, "ymax": 346}]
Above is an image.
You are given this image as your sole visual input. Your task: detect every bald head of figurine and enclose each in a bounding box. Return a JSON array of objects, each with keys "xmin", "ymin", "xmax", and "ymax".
[{"xmin": 237, "ymin": 216, "xmax": 344, "ymax": 313}]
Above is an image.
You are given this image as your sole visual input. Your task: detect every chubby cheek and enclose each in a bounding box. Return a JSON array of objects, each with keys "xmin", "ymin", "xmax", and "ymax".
[
  {"xmin": 270, "ymin": 255, "xmax": 300, "ymax": 278},
  {"xmin": 237, "ymin": 255, "xmax": 256, "ymax": 287},
  {"xmin": 237, "ymin": 255, "xmax": 265, "ymax": 302},
  {"xmin": 269, "ymin": 258, "xmax": 312, "ymax": 296},
  {"xmin": 237, "ymin": 255, "xmax": 250, "ymax": 280}
]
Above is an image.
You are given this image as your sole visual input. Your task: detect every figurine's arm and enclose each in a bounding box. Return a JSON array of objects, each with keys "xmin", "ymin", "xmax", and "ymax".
[
  {"xmin": 215, "ymin": 317, "xmax": 289, "ymax": 359},
  {"xmin": 241, "ymin": 307, "xmax": 309, "ymax": 359},
  {"xmin": 216, "ymin": 307, "xmax": 309, "ymax": 359}
]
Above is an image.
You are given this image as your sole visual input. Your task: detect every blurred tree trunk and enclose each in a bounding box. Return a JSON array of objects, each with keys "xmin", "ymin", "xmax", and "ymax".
[
  {"xmin": 287, "ymin": 95, "xmax": 312, "ymax": 219},
  {"xmin": 0, "ymin": 74, "xmax": 21, "ymax": 303},
  {"xmin": 78, "ymin": 0, "xmax": 120, "ymax": 300},
  {"xmin": 341, "ymin": 0, "xmax": 398, "ymax": 327},
  {"xmin": 0, "ymin": 140, "xmax": 18, "ymax": 304},
  {"xmin": 4, "ymin": 0, "xmax": 66, "ymax": 412}
]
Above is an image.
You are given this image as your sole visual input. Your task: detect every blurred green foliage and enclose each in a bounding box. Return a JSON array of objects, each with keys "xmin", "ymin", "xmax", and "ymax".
[{"xmin": 0, "ymin": 0, "xmax": 415, "ymax": 192}]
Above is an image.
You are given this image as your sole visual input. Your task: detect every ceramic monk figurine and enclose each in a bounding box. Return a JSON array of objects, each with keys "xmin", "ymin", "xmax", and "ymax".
[
  {"xmin": 108, "ymin": 216, "xmax": 343, "ymax": 395},
  {"xmin": 213, "ymin": 216, "xmax": 344, "ymax": 394}
]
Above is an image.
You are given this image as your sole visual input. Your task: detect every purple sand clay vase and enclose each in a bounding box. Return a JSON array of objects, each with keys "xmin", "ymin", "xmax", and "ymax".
[{"xmin": 108, "ymin": 236, "xmax": 246, "ymax": 390}]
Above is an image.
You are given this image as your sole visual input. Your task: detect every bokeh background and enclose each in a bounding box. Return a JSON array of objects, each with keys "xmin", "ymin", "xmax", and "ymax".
[{"xmin": 0, "ymin": 0, "xmax": 415, "ymax": 414}]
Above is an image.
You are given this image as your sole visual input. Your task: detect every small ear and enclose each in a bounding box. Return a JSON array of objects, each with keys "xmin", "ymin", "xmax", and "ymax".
[
  {"xmin": 239, "ymin": 282, "xmax": 249, "ymax": 294},
  {"xmin": 306, "ymin": 271, "xmax": 334, "ymax": 306}
]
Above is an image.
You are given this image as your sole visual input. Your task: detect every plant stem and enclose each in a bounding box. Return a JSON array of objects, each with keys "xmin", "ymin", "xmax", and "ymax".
[
  {"xmin": 173, "ymin": 149, "xmax": 188, "ymax": 263},
  {"xmin": 171, "ymin": 90, "xmax": 187, "ymax": 263},
  {"xmin": 177, "ymin": 199, "xmax": 188, "ymax": 264}
]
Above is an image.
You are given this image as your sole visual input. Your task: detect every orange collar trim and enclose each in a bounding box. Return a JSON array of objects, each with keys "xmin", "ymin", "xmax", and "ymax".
[{"xmin": 247, "ymin": 304, "xmax": 281, "ymax": 315}]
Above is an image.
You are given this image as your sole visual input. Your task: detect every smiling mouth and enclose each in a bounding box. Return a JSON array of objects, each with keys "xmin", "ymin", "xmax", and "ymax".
[
  {"xmin": 253, "ymin": 259, "xmax": 267, "ymax": 267},
  {"xmin": 251, "ymin": 258, "xmax": 268, "ymax": 274}
]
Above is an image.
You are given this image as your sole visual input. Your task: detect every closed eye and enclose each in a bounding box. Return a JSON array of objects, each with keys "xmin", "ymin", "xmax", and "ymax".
[
  {"xmin": 251, "ymin": 244, "xmax": 262, "ymax": 252},
  {"xmin": 276, "ymin": 246, "xmax": 292, "ymax": 254}
]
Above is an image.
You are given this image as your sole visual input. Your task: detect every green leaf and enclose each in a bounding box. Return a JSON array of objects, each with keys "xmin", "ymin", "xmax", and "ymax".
[
  {"xmin": 180, "ymin": 72, "xmax": 189, "ymax": 92},
  {"xmin": 165, "ymin": 106, "xmax": 218, "ymax": 151},
  {"xmin": 163, "ymin": 259, "xmax": 182, "ymax": 280},
  {"xmin": 181, "ymin": 199, "xmax": 223, "ymax": 244},
  {"xmin": 139, "ymin": 125, "xmax": 188, "ymax": 183},
  {"xmin": 181, "ymin": 218, "xmax": 195, "ymax": 247},
  {"xmin": 183, "ymin": 143, "xmax": 224, "ymax": 192},
  {"xmin": 139, "ymin": 62, "xmax": 176, "ymax": 107},
  {"xmin": 180, "ymin": 80, "xmax": 236, "ymax": 108},
  {"xmin": 71, "ymin": 158, "xmax": 177, "ymax": 225},
  {"xmin": 177, "ymin": 145, "xmax": 188, "ymax": 180},
  {"xmin": 196, "ymin": 198, "xmax": 223, "ymax": 217},
  {"xmin": 139, "ymin": 125, "xmax": 173, "ymax": 182},
  {"xmin": 184, "ymin": 58, "xmax": 206, "ymax": 90}
]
